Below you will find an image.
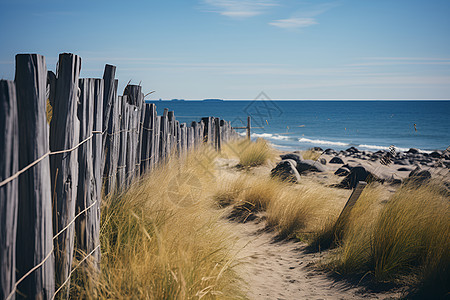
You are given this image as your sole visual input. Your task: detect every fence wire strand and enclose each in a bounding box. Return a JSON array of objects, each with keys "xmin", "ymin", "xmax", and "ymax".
[
  {"xmin": 4, "ymin": 199, "xmax": 99, "ymax": 300},
  {"xmin": 1, "ymin": 116, "xmax": 231, "ymax": 300},
  {"xmin": 0, "ymin": 130, "xmax": 103, "ymax": 188}
]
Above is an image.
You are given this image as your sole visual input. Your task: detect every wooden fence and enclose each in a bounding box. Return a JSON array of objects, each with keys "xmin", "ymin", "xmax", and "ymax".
[{"xmin": 0, "ymin": 53, "xmax": 237, "ymax": 300}]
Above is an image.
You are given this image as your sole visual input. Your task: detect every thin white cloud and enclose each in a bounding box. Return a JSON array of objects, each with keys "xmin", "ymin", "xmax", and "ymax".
[
  {"xmin": 269, "ymin": 1, "xmax": 338, "ymax": 30},
  {"xmin": 366, "ymin": 57, "xmax": 450, "ymax": 61},
  {"xmin": 202, "ymin": 0, "xmax": 277, "ymax": 18},
  {"xmin": 348, "ymin": 57, "xmax": 450, "ymax": 67},
  {"xmin": 269, "ymin": 17, "xmax": 317, "ymax": 28}
]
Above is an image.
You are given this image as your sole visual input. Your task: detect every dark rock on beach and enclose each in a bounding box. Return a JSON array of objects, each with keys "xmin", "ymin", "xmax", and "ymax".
[
  {"xmin": 430, "ymin": 151, "xmax": 443, "ymax": 159},
  {"xmin": 324, "ymin": 148, "xmax": 338, "ymax": 155},
  {"xmin": 346, "ymin": 146, "xmax": 359, "ymax": 154},
  {"xmin": 280, "ymin": 153, "xmax": 303, "ymax": 164},
  {"xmin": 296, "ymin": 159, "xmax": 326, "ymax": 174},
  {"xmin": 329, "ymin": 156, "xmax": 344, "ymax": 164},
  {"xmin": 319, "ymin": 158, "xmax": 327, "ymax": 165},
  {"xmin": 407, "ymin": 166, "xmax": 432, "ymax": 184},
  {"xmin": 407, "ymin": 148, "xmax": 420, "ymax": 154},
  {"xmin": 337, "ymin": 165, "xmax": 378, "ymax": 189},
  {"xmin": 271, "ymin": 159, "xmax": 301, "ymax": 183},
  {"xmin": 334, "ymin": 167, "xmax": 350, "ymax": 177}
]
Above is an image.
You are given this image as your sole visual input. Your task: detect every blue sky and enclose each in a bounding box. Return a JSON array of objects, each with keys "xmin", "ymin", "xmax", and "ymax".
[{"xmin": 0, "ymin": 0, "xmax": 449, "ymax": 100}]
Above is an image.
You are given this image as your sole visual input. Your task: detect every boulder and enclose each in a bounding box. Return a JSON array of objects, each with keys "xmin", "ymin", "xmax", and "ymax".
[
  {"xmin": 338, "ymin": 165, "xmax": 378, "ymax": 189},
  {"xmin": 334, "ymin": 167, "xmax": 350, "ymax": 177},
  {"xmin": 319, "ymin": 158, "xmax": 327, "ymax": 165},
  {"xmin": 271, "ymin": 160, "xmax": 300, "ymax": 183},
  {"xmin": 407, "ymin": 166, "xmax": 432, "ymax": 184},
  {"xmin": 324, "ymin": 148, "xmax": 337, "ymax": 155},
  {"xmin": 430, "ymin": 151, "xmax": 443, "ymax": 159},
  {"xmin": 311, "ymin": 147, "xmax": 323, "ymax": 152},
  {"xmin": 407, "ymin": 148, "xmax": 419, "ymax": 154},
  {"xmin": 280, "ymin": 153, "xmax": 303, "ymax": 164},
  {"xmin": 329, "ymin": 156, "xmax": 344, "ymax": 164},
  {"xmin": 296, "ymin": 159, "xmax": 326, "ymax": 174},
  {"xmin": 394, "ymin": 159, "xmax": 410, "ymax": 165},
  {"xmin": 346, "ymin": 146, "xmax": 359, "ymax": 154},
  {"xmin": 397, "ymin": 167, "xmax": 413, "ymax": 172}
]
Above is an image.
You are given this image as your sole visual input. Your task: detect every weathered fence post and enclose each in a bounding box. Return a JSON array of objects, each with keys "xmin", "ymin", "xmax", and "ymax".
[
  {"xmin": 91, "ymin": 78, "xmax": 103, "ymax": 263},
  {"xmin": 123, "ymin": 85, "xmax": 142, "ymax": 185},
  {"xmin": 49, "ymin": 53, "xmax": 81, "ymax": 296},
  {"xmin": 333, "ymin": 181, "xmax": 367, "ymax": 240},
  {"xmin": 0, "ymin": 80, "xmax": 19, "ymax": 300},
  {"xmin": 247, "ymin": 116, "xmax": 251, "ymax": 140},
  {"xmin": 76, "ymin": 78, "xmax": 102, "ymax": 270},
  {"xmin": 102, "ymin": 69, "xmax": 119, "ymax": 195},
  {"xmin": 214, "ymin": 118, "xmax": 221, "ymax": 152},
  {"xmin": 15, "ymin": 54, "xmax": 55, "ymax": 299},
  {"xmin": 154, "ymin": 116, "xmax": 161, "ymax": 166},
  {"xmin": 160, "ymin": 109, "xmax": 169, "ymax": 162},
  {"xmin": 116, "ymin": 96, "xmax": 128, "ymax": 189},
  {"xmin": 101, "ymin": 65, "xmax": 116, "ymax": 155},
  {"xmin": 140, "ymin": 104, "xmax": 151, "ymax": 175},
  {"xmin": 149, "ymin": 104, "xmax": 157, "ymax": 170}
]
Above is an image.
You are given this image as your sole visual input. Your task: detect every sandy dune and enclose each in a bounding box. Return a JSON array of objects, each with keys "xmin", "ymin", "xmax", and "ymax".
[{"xmin": 234, "ymin": 218, "xmax": 402, "ymax": 300}]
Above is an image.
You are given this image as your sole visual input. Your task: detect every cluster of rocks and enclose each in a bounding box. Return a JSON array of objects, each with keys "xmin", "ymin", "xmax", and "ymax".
[
  {"xmin": 325, "ymin": 147, "xmax": 450, "ymax": 169},
  {"xmin": 271, "ymin": 146, "xmax": 449, "ymax": 189},
  {"xmin": 270, "ymin": 152, "xmax": 325, "ymax": 183}
]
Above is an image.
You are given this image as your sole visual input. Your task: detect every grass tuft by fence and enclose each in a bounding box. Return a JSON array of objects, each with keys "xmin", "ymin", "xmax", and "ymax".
[{"xmin": 0, "ymin": 52, "xmax": 238, "ymax": 299}]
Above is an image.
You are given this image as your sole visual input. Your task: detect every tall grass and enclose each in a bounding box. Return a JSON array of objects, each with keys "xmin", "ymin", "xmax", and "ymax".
[
  {"xmin": 266, "ymin": 181, "xmax": 350, "ymax": 240},
  {"xmin": 72, "ymin": 146, "xmax": 245, "ymax": 299},
  {"xmin": 212, "ymin": 171, "xmax": 350, "ymax": 238},
  {"xmin": 302, "ymin": 149, "xmax": 322, "ymax": 161},
  {"xmin": 329, "ymin": 181, "xmax": 449, "ymax": 297},
  {"xmin": 222, "ymin": 138, "xmax": 274, "ymax": 168}
]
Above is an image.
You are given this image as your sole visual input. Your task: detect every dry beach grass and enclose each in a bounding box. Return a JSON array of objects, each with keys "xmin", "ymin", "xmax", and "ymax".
[{"xmin": 72, "ymin": 139, "xmax": 449, "ymax": 299}]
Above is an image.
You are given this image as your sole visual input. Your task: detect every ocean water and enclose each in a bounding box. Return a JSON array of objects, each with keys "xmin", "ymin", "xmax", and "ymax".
[{"xmin": 147, "ymin": 100, "xmax": 450, "ymax": 153}]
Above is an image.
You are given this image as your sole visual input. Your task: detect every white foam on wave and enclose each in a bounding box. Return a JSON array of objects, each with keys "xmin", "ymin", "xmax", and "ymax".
[
  {"xmin": 298, "ymin": 138, "xmax": 349, "ymax": 147},
  {"xmin": 269, "ymin": 143, "xmax": 292, "ymax": 149},
  {"xmin": 243, "ymin": 132, "xmax": 290, "ymax": 140},
  {"xmin": 357, "ymin": 144, "xmax": 431, "ymax": 153}
]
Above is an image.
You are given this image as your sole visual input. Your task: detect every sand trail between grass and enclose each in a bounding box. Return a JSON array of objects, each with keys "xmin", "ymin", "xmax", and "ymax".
[{"xmin": 233, "ymin": 218, "xmax": 400, "ymax": 300}]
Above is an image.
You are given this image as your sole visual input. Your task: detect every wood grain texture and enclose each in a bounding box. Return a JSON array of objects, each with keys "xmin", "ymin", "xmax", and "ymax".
[
  {"xmin": 49, "ymin": 53, "xmax": 81, "ymax": 296},
  {"xmin": 0, "ymin": 80, "xmax": 19, "ymax": 300},
  {"xmin": 15, "ymin": 54, "xmax": 55, "ymax": 299}
]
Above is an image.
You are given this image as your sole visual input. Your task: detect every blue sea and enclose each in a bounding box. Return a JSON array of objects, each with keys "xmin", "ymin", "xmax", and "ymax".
[{"xmin": 147, "ymin": 100, "xmax": 450, "ymax": 153}]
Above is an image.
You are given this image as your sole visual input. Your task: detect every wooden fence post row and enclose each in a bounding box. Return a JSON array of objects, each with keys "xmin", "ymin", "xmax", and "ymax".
[{"xmin": 0, "ymin": 52, "xmax": 238, "ymax": 300}]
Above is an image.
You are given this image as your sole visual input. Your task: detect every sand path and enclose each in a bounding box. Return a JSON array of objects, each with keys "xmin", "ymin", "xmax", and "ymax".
[{"xmin": 233, "ymin": 218, "xmax": 401, "ymax": 300}]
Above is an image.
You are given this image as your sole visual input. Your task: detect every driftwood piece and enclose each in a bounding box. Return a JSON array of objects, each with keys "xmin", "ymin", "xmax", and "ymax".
[
  {"xmin": 49, "ymin": 53, "xmax": 81, "ymax": 295},
  {"xmin": 0, "ymin": 80, "xmax": 19, "ymax": 299},
  {"xmin": 15, "ymin": 54, "xmax": 55, "ymax": 299}
]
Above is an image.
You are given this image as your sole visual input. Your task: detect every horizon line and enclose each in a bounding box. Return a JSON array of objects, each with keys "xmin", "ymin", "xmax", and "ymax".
[{"xmin": 146, "ymin": 98, "xmax": 450, "ymax": 101}]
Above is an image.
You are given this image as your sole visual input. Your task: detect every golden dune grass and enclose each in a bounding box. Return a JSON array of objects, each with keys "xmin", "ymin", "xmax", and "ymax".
[
  {"xmin": 222, "ymin": 138, "xmax": 274, "ymax": 168},
  {"xmin": 328, "ymin": 181, "xmax": 449, "ymax": 296},
  {"xmin": 71, "ymin": 138, "xmax": 448, "ymax": 298},
  {"xmin": 73, "ymin": 146, "xmax": 245, "ymax": 299},
  {"xmin": 301, "ymin": 149, "xmax": 322, "ymax": 161}
]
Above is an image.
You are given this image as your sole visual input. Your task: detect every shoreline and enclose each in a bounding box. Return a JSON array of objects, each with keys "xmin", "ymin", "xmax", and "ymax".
[{"xmin": 274, "ymin": 145, "xmax": 450, "ymax": 188}]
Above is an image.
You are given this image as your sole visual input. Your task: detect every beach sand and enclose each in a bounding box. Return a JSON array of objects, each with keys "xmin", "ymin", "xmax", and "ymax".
[{"xmin": 217, "ymin": 146, "xmax": 449, "ymax": 299}]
